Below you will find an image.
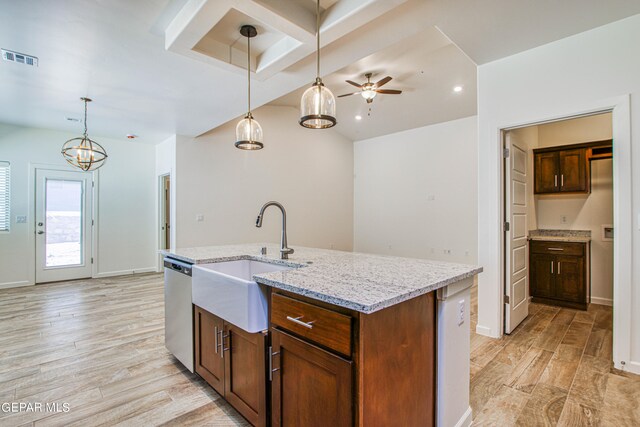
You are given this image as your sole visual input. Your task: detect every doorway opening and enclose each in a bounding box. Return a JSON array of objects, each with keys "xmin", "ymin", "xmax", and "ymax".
[
  {"xmin": 502, "ymin": 112, "xmax": 614, "ymax": 334},
  {"xmin": 159, "ymin": 174, "xmax": 171, "ymax": 250},
  {"xmin": 35, "ymin": 168, "xmax": 94, "ymax": 283}
]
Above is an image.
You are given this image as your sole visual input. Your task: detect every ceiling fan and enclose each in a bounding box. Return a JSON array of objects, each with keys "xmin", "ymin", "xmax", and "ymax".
[{"xmin": 338, "ymin": 73, "xmax": 402, "ymax": 104}]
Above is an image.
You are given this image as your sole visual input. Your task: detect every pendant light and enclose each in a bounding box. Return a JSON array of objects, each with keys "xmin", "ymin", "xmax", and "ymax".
[
  {"xmin": 299, "ymin": 0, "xmax": 336, "ymax": 129},
  {"xmin": 235, "ymin": 25, "xmax": 263, "ymax": 150},
  {"xmin": 61, "ymin": 98, "xmax": 108, "ymax": 171}
]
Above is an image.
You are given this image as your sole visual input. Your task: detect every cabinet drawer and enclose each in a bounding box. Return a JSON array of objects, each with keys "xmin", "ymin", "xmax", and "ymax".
[
  {"xmin": 530, "ymin": 240, "xmax": 584, "ymax": 256},
  {"xmin": 271, "ymin": 293, "xmax": 352, "ymax": 357}
]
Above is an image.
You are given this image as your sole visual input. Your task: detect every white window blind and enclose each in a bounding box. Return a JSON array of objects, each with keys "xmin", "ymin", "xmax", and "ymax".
[{"xmin": 0, "ymin": 162, "xmax": 9, "ymax": 232}]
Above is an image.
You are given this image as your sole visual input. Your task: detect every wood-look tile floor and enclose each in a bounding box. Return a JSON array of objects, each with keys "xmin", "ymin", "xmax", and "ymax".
[
  {"xmin": 0, "ymin": 273, "xmax": 248, "ymax": 427},
  {"xmin": 2, "ymin": 274, "xmax": 638, "ymax": 426},
  {"xmin": 469, "ymin": 285, "xmax": 640, "ymax": 426}
]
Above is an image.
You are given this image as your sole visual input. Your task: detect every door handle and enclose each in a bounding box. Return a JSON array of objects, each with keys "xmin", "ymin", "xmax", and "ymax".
[
  {"xmin": 558, "ymin": 262, "xmax": 561, "ymax": 275},
  {"xmin": 551, "ymin": 261, "xmax": 554, "ymax": 274},
  {"xmin": 554, "ymin": 175, "xmax": 558, "ymax": 187},
  {"xmin": 561, "ymin": 174, "xmax": 564, "ymax": 187},
  {"xmin": 37, "ymin": 231, "xmax": 44, "ymax": 235}
]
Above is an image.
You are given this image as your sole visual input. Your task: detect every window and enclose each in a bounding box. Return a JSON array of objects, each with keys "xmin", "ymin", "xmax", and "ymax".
[{"xmin": 0, "ymin": 162, "xmax": 9, "ymax": 232}]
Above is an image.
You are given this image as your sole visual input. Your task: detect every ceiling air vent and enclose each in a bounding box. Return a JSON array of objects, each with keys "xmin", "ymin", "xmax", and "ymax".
[{"xmin": 2, "ymin": 49, "xmax": 38, "ymax": 67}]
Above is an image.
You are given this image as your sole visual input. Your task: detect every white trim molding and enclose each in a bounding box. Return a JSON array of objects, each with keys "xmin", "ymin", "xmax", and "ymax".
[
  {"xmin": 93, "ymin": 268, "xmax": 158, "ymax": 279},
  {"xmin": 0, "ymin": 280, "xmax": 33, "ymax": 289},
  {"xmin": 478, "ymin": 94, "xmax": 632, "ymax": 373}
]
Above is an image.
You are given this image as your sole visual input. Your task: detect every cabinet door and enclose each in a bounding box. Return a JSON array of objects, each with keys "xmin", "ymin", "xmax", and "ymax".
[
  {"xmin": 555, "ymin": 256, "xmax": 585, "ymax": 303},
  {"xmin": 194, "ymin": 305, "xmax": 225, "ymax": 395},
  {"xmin": 530, "ymin": 253, "xmax": 556, "ymax": 298},
  {"xmin": 559, "ymin": 149, "xmax": 587, "ymax": 192},
  {"xmin": 534, "ymin": 152, "xmax": 559, "ymax": 194},
  {"xmin": 224, "ymin": 323, "xmax": 267, "ymax": 427},
  {"xmin": 271, "ymin": 329, "xmax": 352, "ymax": 427}
]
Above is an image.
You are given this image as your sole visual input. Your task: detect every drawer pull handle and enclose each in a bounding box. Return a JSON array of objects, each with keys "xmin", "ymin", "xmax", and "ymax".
[
  {"xmin": 286, "ymin": 315, "xmax": 315, "ymax": 329},
  {"xmin": 547, "ymin": 248, "xmax": 564, "ymax": 251},
  {"xmin": 214, "ymin": 326, "xmax": 219, "ymax": 354},
  {"xmin": 558, "ymin": 262, "xmax": 561, "ymax": 275}
]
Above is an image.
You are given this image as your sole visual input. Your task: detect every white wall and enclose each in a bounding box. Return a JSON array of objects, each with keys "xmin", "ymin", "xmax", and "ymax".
[
  {"xmin": 174, "ymin": 105, "xmax": 354, "ymax": 251},
  {"xmin": 353, "ymin": 116, "xmax": 478, "ymax": 263},
  {"xmin": 477, "ymin": 14, "xmax": 640, "ymax": 372},
  {"xmin": 0, "ymin": 123, "xmax": 157, "ymax": 286},
  {"xmin": 535, "ymin": 114, "xmax": 614, "ymax": 305}
]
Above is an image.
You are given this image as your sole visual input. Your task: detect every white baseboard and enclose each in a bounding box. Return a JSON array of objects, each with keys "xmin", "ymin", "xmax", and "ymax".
[
  {"xmin": 455, "ymin": 406, "xmax": 473, "ymax": 427},
  {"xmin": 591, "ymin": 297, "xmax": 613, "ymax": 306},
  {"xmin": 475, "ymin": 324, "xmax": 499, "ymax": 338},
  {"xmin": 0, "ymin": 280, "xmax": 33, "ymax": 289},
  {"xmin": 93, "ymin": 267, "xmax": 158, "ymax": 279},
  {"xmin": 621, "ymin": 361, "xmax": 640, "ymax": 375}
]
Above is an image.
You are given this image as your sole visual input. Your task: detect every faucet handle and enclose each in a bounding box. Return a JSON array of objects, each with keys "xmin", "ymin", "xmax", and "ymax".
[{"xmin": 261, "ymin": 246, "xmax": 267, "ymax": 256}]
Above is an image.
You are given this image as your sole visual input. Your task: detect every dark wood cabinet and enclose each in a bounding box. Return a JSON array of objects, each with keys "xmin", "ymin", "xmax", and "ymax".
[
  {"xmin": 534, "ymin": 148, "xmax": 587, "ymax": 194},
  {"xmin": 529, "ymin": 241, "xmax": 589, "ymax": 310},
  {"xmin": 194, "ymin": 305, "xmax": 267, "ymax": 427},
  {"xmin": 558, "ymin": 149, "xmax": 587, "ymax": 192},
  {"xmin": 269, "ymin": 289, "xmax": 436, "ymax": 427},
  {"xmin": 533, "ymin": 140, "xmax": 611, "ymax": 195},
  {"xmin": 270, "ymin": 329, "xmax": 352, "ymax": 427},
  {"xmin": 194, "ymin": 305, "xmax": 225, "ymax": 394}
]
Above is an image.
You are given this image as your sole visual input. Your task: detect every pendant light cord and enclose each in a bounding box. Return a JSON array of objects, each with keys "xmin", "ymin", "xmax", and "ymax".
[
  {"xmin": 83, "ymin": 99, "xmax": 88, "ymax": 137},
  {"xmin": 247, "ymin": 34, "xmax": 251, "ymax": 115},
  {"xmin": 316, "ymin": 0, "xmax": 320, "ymax": 79}
]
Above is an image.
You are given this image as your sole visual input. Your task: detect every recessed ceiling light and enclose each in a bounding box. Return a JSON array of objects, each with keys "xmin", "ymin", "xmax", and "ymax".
[
  {"xmin": 126, "ymin": 134, "xmax": 138, "ymax": 139},
  {"xmin": 355, "ymin": 115, "xmax": 362, "ymax": 121},
  {"xmin": 453, "ymin": 86, "xmax": 463, "ymax": 93}
]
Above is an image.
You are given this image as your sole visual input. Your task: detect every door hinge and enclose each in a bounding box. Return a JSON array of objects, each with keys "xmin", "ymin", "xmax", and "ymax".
[
  {"xmin": 91, "ymin": 219, "xmax": 94, "ymax": 226},
  {"xmin": 504, "ymin": 295, "xmax": 510, "ymax": 304},
  {"xmin": 503, "ymin": 147, "xmax": 510, "ymax": 158},
  {"xmin": 92, "ymin": 181, "xmax": 95, "ymax": 188},
  {"xmin": 504, "ymin": 221, "xmax": 510, "ymax": 232},
  {"xmin": 91, "ymin": 257, "xmax": 94, "ymax": 264}
]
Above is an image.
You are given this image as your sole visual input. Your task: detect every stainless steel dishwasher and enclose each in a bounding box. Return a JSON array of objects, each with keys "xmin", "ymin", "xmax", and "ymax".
[{"xmin": 164, "ymin": 258, "xmax": 194, "ymax": 372}]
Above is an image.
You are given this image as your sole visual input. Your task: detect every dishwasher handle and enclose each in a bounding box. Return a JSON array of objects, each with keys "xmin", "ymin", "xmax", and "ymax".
[{"xmin": 163, "ymin": 258, "xmax": 193, "ymax": 276}]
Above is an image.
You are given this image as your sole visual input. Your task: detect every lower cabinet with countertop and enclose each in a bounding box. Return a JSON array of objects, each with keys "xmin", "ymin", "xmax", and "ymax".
[
  {"xmin": 163, "ymin": 244, "xmax": 482, "ymax": 427},
  {"xmin": 269, "ymin": 289, "xmax": 436, "ymax": 427},
  {"xmin": 529, "ymin": 234, "xmax": 591, "ymax": 310}
]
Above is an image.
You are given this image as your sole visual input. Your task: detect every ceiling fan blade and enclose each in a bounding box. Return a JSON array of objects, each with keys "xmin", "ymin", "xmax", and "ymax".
[
  {"xmin": 345, "ymin": 80, "xmax": 363, "ymax": 88},
  {"xmin": 337, "ymin": 92, "xmax": 359, "ymax": 98},
  {"xmin": 374, "ymin": 76, "xmax": 392, "ymax": 87},
  {"xmin": 376, "ymin": 89, "xmax": 402, "ymax": 94}
]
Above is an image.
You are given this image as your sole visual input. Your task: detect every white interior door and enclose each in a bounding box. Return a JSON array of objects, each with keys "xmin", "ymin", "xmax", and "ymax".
[
  {"xmin": 35, "ymin": 169, "xmax": 93, "ymax": 283},
  {"xmin": 504, "ymin": 135, "xmax": 529, "ymax": 333}
]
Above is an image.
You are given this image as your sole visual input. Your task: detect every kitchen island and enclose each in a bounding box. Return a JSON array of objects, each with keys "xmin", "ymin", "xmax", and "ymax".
[{"xmin": 162, "ymin": 244, "xmax": 482, "ymax": 427}]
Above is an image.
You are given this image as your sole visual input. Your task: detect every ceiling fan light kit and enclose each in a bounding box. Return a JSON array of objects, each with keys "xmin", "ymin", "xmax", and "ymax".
[
  {"xmin": 61, "ymin": 97, "xmax": 108, "ymax": 171},
  {"xmin": 338, "ymin": 72, "xmax": 402, "ymax": 104},
  {"xmin": 235, "ymin": 25, "xmax": 264, "ymax": 150},
  {"xmin": 299, "ymin": 0, "xmax": 336, "ymax": 129}
]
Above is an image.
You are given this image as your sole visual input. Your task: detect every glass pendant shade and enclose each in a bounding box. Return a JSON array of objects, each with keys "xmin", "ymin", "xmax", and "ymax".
[
  {"xmin": 299, "ymin": 78, "xmax": 336, "ymax": 129},
  {"xmin": 235, "ymin": 113, "xmax": 263, "ymax": 150}
]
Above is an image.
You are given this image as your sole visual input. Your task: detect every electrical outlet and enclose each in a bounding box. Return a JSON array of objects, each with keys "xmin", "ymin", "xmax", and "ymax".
[
  {"xmin": 427, "ymin": 194, "xmax": 435, "ymax": 201},
  {"xmin": 444, "ymin": 249, "xmax": 451, "ymax": 255},
  {"xmin": 457, "ymin": 300, "xmax": 465, "ymax": 326},
  {"xmin": 196, "ymin": 214, "xmax": 204, "ymax": 222},
  {"xmin": 561, "ymin": 215, "xmax": 567, "ymax": 224}
]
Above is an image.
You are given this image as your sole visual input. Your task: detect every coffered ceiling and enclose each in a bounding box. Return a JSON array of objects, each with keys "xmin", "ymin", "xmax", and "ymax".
[{"xmin": 0, "ymin": 0, "xmax": 638, "ymax": 144}]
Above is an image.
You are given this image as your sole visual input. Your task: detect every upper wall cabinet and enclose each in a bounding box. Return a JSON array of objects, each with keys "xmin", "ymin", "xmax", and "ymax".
[{"xmin": 533, "ymin": 140, "xmax": 612, "ymax": 195}]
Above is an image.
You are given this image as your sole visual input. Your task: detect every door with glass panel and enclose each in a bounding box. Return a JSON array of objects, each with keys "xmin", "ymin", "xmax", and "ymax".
[{"xmin": 35, "ymin": 169, "xmax": 93, "ymax": 283}]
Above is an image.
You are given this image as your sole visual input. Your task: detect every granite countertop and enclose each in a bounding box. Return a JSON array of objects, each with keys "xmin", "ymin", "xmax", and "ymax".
[
  {"xmin": 528, "ymin": 229, "xmax": 591, "ymax": 243},
  {"xmin": 161, "ymin": 244, "xmax": 482, "ymax": 314}
]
